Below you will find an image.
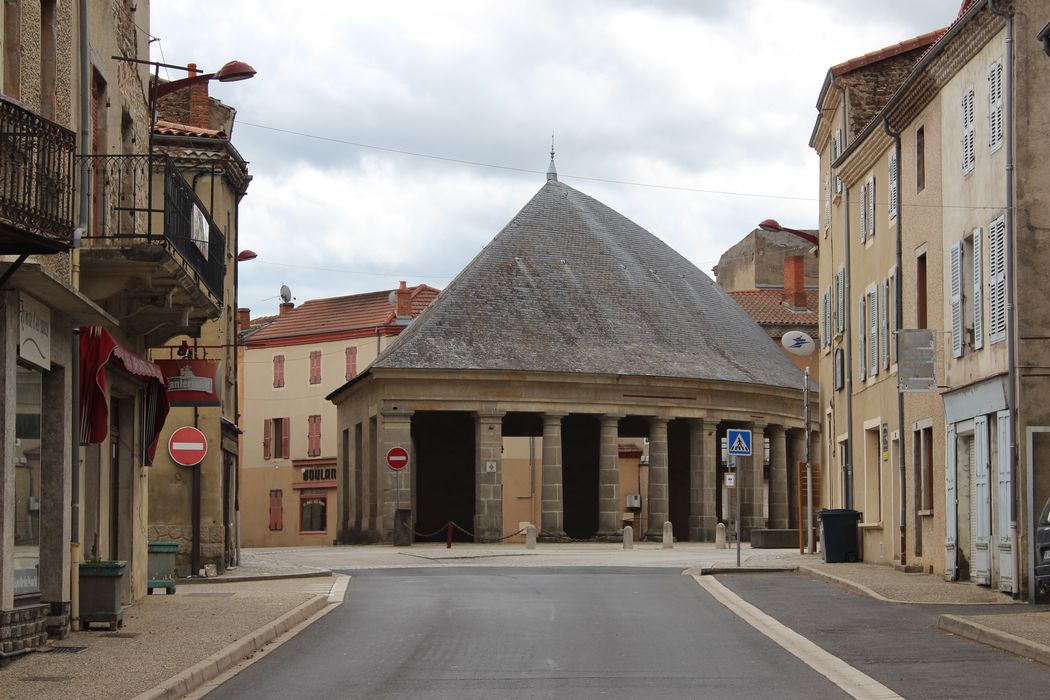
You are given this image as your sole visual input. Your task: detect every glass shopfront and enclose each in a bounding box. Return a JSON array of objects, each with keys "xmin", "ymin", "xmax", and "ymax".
[{"xmin": 14, "ymin": 364, "xmax": 42, "ymax": 597}]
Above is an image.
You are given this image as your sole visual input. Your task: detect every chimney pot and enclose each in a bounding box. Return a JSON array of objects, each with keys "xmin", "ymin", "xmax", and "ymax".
[
  {"xmin": 395, "ymin": 281, "xmax": 412, "ymax": 318},
  {"xmin": 783, "ymin": 255, "xmax": 807, "ymax": 308},
  {"xmin": 188, "ymin": 63, "xmax": 209, "ymax": 129},
  {"xmin": 237, "ymin": 308, "xmax": 251, "ymax": 330}
]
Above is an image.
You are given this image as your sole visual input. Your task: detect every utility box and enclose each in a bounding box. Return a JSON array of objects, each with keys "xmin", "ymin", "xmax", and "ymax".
[{"xmin": 625, "ymin": 494, "xmax": 642, "ymax": 510}]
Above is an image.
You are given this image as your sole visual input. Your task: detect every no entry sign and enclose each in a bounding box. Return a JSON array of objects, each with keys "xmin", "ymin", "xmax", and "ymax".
[
  {"xmin": 386, "ymin": 446, "xmax": 409, "ymax": 471},
  {"xmin": 169, "ymin": 426, "xmax": 208, "ymax": 466}
]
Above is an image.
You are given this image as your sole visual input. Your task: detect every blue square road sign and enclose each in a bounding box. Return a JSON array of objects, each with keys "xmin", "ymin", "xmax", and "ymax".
[{"xmin": 727, "ymin": 429, "xmax": 752, "ymax": 456}]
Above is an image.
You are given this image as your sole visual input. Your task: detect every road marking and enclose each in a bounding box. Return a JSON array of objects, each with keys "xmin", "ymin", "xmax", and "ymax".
[{"xmin": 693, "ymin": 575, "xmax": 903, "ymax": 700}]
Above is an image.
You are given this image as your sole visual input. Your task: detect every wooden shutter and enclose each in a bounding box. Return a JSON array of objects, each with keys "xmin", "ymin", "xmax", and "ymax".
[
  {"xmin": 269, "ymin": 490, "xmax": 283, "ymax": 531},
  {"xmin": 309, "ymin": 350, "xmax": 321, "ymax": 385},
  {"xmin": 859, "ymin": 181, "xmax": 867, "ymax": 243},
  {"xmin": 988, "ymin": 216, "xmax": 1007, "ymax": 343},
  {"xmin": 858, "ymin": 295, "xmax": 866, "ymax": 381},
  {"xmin": 880, "ymin": 278, "xmax": 889, "ymax": 370},
  {"xmin": 989, "ymin": 60, "xmax": 1003, "ymax": 149},
  {"xmin": 962, "ymin": 87, "xmax": 975, "ymax": 172},
  {"xmin": 888, "ymin": 153, "xmax": 898, "ymax": 219},
  {"xmin": 837, "ymin": 267, "xmax": 845, "ymax": 333},
  {"xmin": 996, "ymin": 410, "xmax": 1013, "ymax": 592},
  {"xmin": 346, "ymin": 346, "xmax": 358, "ymax": 380},
  {"xmin": 869, "ymin": 288, "xmax": 878, "ymax": 376},
  {"xmin": 281, "ymin": 417, "xmax": 291, "ymax": 459},
  {"xmin": 308, "ymin": 415, "xmax": 321, "ymax": 457},
  {"xmin": 945, "ymin": 424, "xmax": 958, "ymax": 581},
  {"xmin": 867, "ymin": 175, "xmax": 876, "ymax": 239},
  {"xmin": 950, "ymin": 242, "xmax": 964, "ymax": 358},
  {"xmin": 263, "ymin": 419, "xmax": 272, "ymax": 460},
  {"xmin": 973, "ymin": 415, "xmax": 991, "ymax": 585},
  {"xmin": 973, "ymin": 228, "xmax": 984, "ymax": 350},
  {"xmin": 273, "ymin": 355, "xmax": 285, "ymax": 388}
]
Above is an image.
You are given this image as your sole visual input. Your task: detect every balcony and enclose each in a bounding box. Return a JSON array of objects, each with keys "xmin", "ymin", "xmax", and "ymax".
[
  {"xmin": 0, "ymin": 94, "xmax": 76, "ymax": 253},
  {"xmin": 78, "ymin": 154, "xmax": 227, "ymax": 345}
]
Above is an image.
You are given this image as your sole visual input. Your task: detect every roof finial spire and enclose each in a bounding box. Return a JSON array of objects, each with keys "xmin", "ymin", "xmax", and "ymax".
[{"xmin": 546, "ymin": 131, "xmax": 558, "ymax": 183}]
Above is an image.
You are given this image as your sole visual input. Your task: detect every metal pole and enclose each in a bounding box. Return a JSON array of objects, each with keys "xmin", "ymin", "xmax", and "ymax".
[
  {"xmin": 805, "ymin": 367, "xmax": 814, "ymax": 554},
  {"xmin": 734, "ymin": 454, "xmax": 741, "ymax": 567}
]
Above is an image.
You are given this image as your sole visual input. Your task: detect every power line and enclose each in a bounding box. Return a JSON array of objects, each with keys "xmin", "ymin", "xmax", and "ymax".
[{"xmin": 251, "ymin": 259, "xmax": 456, "ymax": 279}]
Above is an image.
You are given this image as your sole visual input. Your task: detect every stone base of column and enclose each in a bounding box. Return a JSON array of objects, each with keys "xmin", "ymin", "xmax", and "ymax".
[
  {"xmin": 595, "ymin": 530, "xmax": 622, "ymax": 542},
  {"xmin": 538, "ymin": 530, "xmax": 569, "ymax": 542},
  {"xmin": 644, "ymin": 529, "xmax": 664, "ymax": 542}
]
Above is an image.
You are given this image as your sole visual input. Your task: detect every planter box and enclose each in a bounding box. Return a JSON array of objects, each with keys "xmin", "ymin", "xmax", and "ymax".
[
  {"xmin": 79, "ymin": 561, "xmax": 126, "ymax": 630},
  {"xmin": 147, "ymin": 541, "xmax": 178, "ymax": 595}
]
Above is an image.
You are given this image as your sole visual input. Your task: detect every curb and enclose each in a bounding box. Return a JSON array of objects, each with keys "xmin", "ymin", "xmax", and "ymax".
[
  {"xmin": 177, "ymin": 570, "xmax": 332, "ymax": 585},
  {"xmin": 132, "ymin": 593, "xmax": 329, "ymax": 700},
  {"xmin": 797, "ymin": 565, "xmax": 893, "ymax": 602},
  {"xmin": 938, "ymin": 614, "xmax": 1050, "ymax": 667},
  {"xmin": 699, "ymin": 566, "xmax": 799, "ymax": 575}
]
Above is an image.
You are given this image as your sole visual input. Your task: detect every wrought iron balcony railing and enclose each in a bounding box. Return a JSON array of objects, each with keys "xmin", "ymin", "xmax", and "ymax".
[
  {"xmin": 79, "ymin": 154, "xmax": 226, "ymax": 300},
  {"xmin": 0, "ymin": 94, "xmax": 76, "ymax": 251}
]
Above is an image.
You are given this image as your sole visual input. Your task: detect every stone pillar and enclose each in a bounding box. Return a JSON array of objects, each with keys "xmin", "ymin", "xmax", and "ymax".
[
  {"xmin": 790, "ymin": 428, "xmax": 808, "ymax": 530},
  {"xmin": 40, "ymin": 338, "xmax": 72, "ymax": 613},
  {"xmin": 474, "ymin": 411, "xmax": 505, "ymax": 541},
  {"xmin": 379, "ymin": 411, "xmax": 413, "ymax": 542},
  {"xmin": 540, "ymin": 413, "xmax": 567, "ymax": 540},
  {"xmin": 688, "ymin": 419, "xmax": 717, "ymax": 542},
  {"xmin": 743, "ymin": 423, "xmax": 767, "ymax": 540},
  {"xmin": 0, "ymin": 290, "xmax": 17, "ymax": 612},
  {"xmin": 596, "ymin": 414, "xmax": 622, "ymax": 539},
  {"xmin": 645, "ymin": 417, "xmax": 669, "ymax": 541},
  {"xmin": 769, "ymin": 425, "xmax": 789, "ymax": 529}
]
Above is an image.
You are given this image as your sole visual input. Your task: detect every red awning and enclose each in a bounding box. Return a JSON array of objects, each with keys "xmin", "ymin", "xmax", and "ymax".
[{"xmin": 79, "ymin": 326, "xmax": 170, "ymax": 464}]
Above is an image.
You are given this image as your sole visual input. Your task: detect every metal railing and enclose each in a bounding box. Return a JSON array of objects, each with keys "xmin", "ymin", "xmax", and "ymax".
[
  {"xmin": 79, "ymin": 153, "xmax": 226, "ymax": 300},
  {"xmin": 0, "ymin": 94, "xmax": 76, "ymax": 245}
]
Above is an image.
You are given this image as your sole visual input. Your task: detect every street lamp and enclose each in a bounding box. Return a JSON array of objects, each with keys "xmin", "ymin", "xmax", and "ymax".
[{"xmin": 758, "ymin": 218, "xmax": 819, "ymax": 246}]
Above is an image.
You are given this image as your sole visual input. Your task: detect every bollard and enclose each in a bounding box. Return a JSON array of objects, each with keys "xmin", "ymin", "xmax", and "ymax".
[
  {"xmin": 662, "ymin": 521, "xmax": 674, "ymax": 549},
  {"xmin": 623, "ymin": 525, "xmax": 634, "ymax": 550},
  {"xmin": 525, "ymin": 523, "xmax": 537, "ymax": 550},
  {"xmin": 715, "ymin": 522, "xmax": 726, "ymax": 549},
  {"xmin": 446, "ymin": 521, "xmax": 453, "ymax": 549}
]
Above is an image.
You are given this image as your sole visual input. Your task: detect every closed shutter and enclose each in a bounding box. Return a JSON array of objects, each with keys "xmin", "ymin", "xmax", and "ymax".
[
  {"xmin": 820, "ymin": 291, "xmax": 827, "ymax": 347},
  {"xmin": 858, "ymin": 295, "xmax": 866, "ymax": 381},
  {"xmin": 962, "ymin": 86, "xmax": 976, "ymax": 173},
  {"xmin": 880, "ymin": 278, "xmax": 889, "ymax": 370},
  {"xmin": 888, "ymin": 265, "xmax": 898, "ymax": 364},
  {"xmin": 973, "ymin": 228, "xmax": 984, "ymax": 350},
  {"xmin": 945, "ymin": 424, "xmax": 958, "ymax": 581},
  {"xmin": 869, "ymin": 288, "xmax": 878, "ymax": 376},
  {"xmin": 996, "ymin": 410, "xmax": 1013, "ymax": 592},
  {"xmin": 309, "ymin": 351, "xmax": 321, "ymax": 385},
  {"xmin": 973, "ymin": 415, "xmax": 991, "ymax": 585},
  {"xmin": 308, "ymin": 415, "xmax": 321, "ymax": 457},
  {"xmin": 269, "ymin": 490, "xmax": 283, "ymax": 531},
  {"xmin": 281, "ymin": 417, "xmax": 291, "ymax": 459},
  {"xmin": 273, "ymin": 355, "xmax": 285, "ymax": 388},
  {"xmin": 867, "ymin": 175, "xmax": 876, "ymax": 239},
  {"xmin": 988, "ymin": 216, "xmax": 1007, "ymax": 343},
  {"xmin": 989, "ymin": 60, "xmax": 1003, "ymax": 150},
  {"xmin": 263, "ymin": 418, "xmax": 272, "ymax": 460},
  {"xmin": 888, "ymin": 152, "xmax": 898, "ymax": 220},
  {"xmin": 824, "ymin": 175, "xmax": 831, "ymax": 232},
  {"xmin": 950, "ymin": 242, "xmax": 964, "ymax": 358},
  {"xmin": 346, "ymin": 346, "xmax": 358, "ymax": 380},
  {"xmin": 834, "ymin": 129, "xmax": 843, "ymax": 193},
  {"xmin": 837, "ymin": 267, "xmax": 845, "ymax": 333},
  {"xmin": 859, "ymin": 182, "xmax": 867, "ymax": 244}
]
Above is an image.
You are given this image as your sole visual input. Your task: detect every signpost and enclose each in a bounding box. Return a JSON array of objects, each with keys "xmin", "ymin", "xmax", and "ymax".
[
  {"xmin": 727, "ymin": 429, "xmax": 752, "ymax": 567},
  {"xmin": 168, "ymin": 426, "xmax": 208, "ymax": 467},
  {"xmin": 386, "ymin": 447, "xmax": 409, "ymax": 511}
]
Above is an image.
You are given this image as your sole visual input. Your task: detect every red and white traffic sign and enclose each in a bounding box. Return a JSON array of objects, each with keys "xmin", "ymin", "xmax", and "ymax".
[
  {"xmin": 386, "ymin": 446, "xmax": 409, "ymax": 471},
  {"xmin": 169, "ymin": 426, "xmax": 208, "ymax": 466}
]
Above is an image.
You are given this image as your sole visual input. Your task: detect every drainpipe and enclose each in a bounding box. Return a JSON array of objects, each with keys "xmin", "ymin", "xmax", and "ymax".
[
  {"xmin": 833, "ymin": 81, "xmax": 855, "ymax": 511},
  {"xmin": 883, "ymin": 116, "xmax": 907, "ymax": 564},
  {"xmin": 988, "ymin": 0, "xmax": 1020, "ymax": 599}
]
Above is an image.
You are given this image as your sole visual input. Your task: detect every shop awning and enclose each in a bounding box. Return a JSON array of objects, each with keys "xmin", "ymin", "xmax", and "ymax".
[{"xmin": 79, "ymin": 326, "xmax": 169, "ymax": 464}]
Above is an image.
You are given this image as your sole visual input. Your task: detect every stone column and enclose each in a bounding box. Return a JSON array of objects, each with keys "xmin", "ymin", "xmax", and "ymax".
[
  {"xmin": 379, "ymin": 410, "xmax": 413, "ymax": 542},
  {"xmin": 769, "ymin": 425, "xmax": 788, "ymax": 529},
  {"xmin": 540, "ymin": 413, "xmax": 567, "ymax": 540},
  {"xmin": 742, "ymin": 422, "xmax": 766, "ymax": 540},
  {"xmin": 596, "ymin": 414, "xmax": 622, "ymax": 540},
  {"xmin": 40, "ymin": 335, "xmax": 73, "ymax": 612},
  {"xmin": 688, "ymin": 419, "xmax": 717, "ymax": 542},
  {"xmin": 0, "ymin": 290, "xmax": 17, "ymax": 611},
  {"xmin": 645, "ymin": 417, "xmax": 669, "ymax": 541},
  {"xmin": 474, "ymin": 411, "xmax": 505, "ymax": 541}
]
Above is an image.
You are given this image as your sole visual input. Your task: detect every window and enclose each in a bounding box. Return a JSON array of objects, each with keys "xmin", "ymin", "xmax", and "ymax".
[
  {"xmin": 4, "ymin": 0, "xmax": 20, "ymax": 98},
  {"xmin": 915, "ymin": 126, "xmax": 925, "ymax": 192},
  {"xmin": 268, "ymin": 490, "xmax": 283, "ymax": 531},
  {"xmin": 989, "ymin": 59, "xmax": 1003, "ymax": 151},
  {"xmin": 40, "ymin": 0, "xmax": 56, "ymax": 120},
  {"xmin": 913, "ymin": 425, "xmax": 935, "ymax": 511},
  {"xmin": 880, "ymin": 278, "xmax": 889, "ymax": 370},
  {"xmin": 916, "ymin": 251, "xmax": 928, "ymax": 329},
  {"xmin": 868, "ymin": 286, "xmax": 878, "ymax": 376},
  {"xmin": 962, "ymin": 85, "xmax": 976, "ymax": 173},
  {"xmin": 836, "ymin": 267, "xmax": 845, "ymax": 334},
  {"xmin": 15, "ymin": 365, "xmax": 42, "ymax": 596},
  {"xmin": 833, "ymin": 129, "xmax": 843, "ymax": 194},
  {"xmin": 273, "ymin": 355, "xmax": 285, "ymax": 388},
  {"xmin": 888, "ymin": 266, "xmax": 898, "ymax": 365},
  {"xmin": 888, "ymin": 152, "xmax": 898, "ymax": 220},
  {"xmin": 858, "ymin": 294, "xmax": 866, "ymax": 381},
  {"xmin": 950, "ymin": 241, "xmax": 964, "ymax": 358},
  {"xmin": 834, "ymin": 349, "xmax": 844, "ymax": 390},
  {"xmin": 988, "ymin": 215, "xmax": 1007, "ymax": 343},
  {"xmin": 867, "ymin": 174, "xmax": 876, "ymax": 240},
  {"xmin": 300, "ymin": 491, "xmax": 327, "ymax": 533},
  {"xmin": 307, "ymin": 414, "xmax": 322, "ymax": 457},
  {"xmin": 860, "ymin": 180, "xmax": 868, "ymax": 244},
  {"xmin": 309, "ymin": 350, "xmax": 322, "ymax": 385},
  {"xmin": 345, "ymin": 346, "xmax": 358, "ymax": 380},
  {"xmin": 864, "ymin": 425, "xmax": 882, "ymax": 522},
  {"xmin": 972, "ymin": 229, "xmax": 984, "ymax": 351},
  {"xmin": 264, "ymin": 417, "xmax": 290, "ymax": 460}
]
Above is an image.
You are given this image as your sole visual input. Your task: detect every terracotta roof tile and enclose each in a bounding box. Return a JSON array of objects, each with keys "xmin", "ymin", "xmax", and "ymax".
[
  {"xmin": 154, "ymin": 119, "xmax": 226, "ymax": 139},
  {"xmin": 727, "ymin": 289, "xmax": 818, "ymax": 326},
  {"xmin": 247, "ymin": 285, "xmax": 440, "ymax": 343},
  {"xmin": 831, "ymin": 28, "xmax": 946, "ymax": 76}
]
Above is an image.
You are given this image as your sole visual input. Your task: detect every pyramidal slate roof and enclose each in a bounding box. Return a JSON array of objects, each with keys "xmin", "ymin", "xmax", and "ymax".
[{"xmin": 372, "ymin": 179, "xmax": 804, "ymax": 389}]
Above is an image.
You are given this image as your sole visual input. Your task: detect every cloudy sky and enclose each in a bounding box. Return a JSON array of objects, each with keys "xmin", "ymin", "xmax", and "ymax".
[{"xmin": 151, "ymin": 0, "xmax": 961, "ymax": 314}]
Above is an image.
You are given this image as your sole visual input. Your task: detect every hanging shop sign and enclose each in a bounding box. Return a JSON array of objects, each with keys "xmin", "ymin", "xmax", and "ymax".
[
  {"xmin": 156, "ymin": 359, "xmax": 222, "ymax": 406},
  {"xmin": 18, "ymin": 292, "xmax": 51, "ymax": 370}
]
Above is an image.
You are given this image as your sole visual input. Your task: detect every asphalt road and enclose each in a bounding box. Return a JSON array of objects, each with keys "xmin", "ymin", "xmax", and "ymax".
[{"xmin": 205, "ymin": 567, "xmax": 847, "ymax": 699}]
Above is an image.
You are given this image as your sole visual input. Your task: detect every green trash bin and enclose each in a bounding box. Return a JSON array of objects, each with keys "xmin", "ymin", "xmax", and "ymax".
[
  {"xmin": 79, "ymin": 560, "xmax": 127, "ymax": 630},
  {"xmin": 147, "ymin": 540, "xmax": 179, "ymax": 594}
]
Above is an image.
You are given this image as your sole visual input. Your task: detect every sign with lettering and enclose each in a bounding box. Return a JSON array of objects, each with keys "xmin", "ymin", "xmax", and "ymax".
[
  {"xmin": 18, "ymin": 293, "xmax": 50, "ymax": 370},
  {"xmin": 156, "ymin": 359, "xmax": 222, "ymax": 406}
]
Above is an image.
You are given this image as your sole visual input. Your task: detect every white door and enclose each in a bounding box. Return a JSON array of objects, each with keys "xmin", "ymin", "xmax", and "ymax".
[
  {"xmin": 996, "ymin": 410, "xmax": 1013, "ymax": 592},
  {"xmin": 945, "ymin": 425, "xmax": 958, "ymax": 581},
  {"xmin": 973, "ymin": 416, "xmax": 991, "ymax": 585}
]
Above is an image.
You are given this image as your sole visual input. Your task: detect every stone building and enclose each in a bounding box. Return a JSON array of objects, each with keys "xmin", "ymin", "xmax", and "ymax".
[{"xmin": 329, "ymin": 163, "xmax": 817, "ymax": 545}]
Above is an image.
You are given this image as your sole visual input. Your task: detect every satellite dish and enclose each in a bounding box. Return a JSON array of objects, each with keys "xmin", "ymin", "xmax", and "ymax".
[
  {"xmin": 781, "ymin": 330, "xmax": 815, "ymax": 357},
  {"xmin": 279, "ymin": 285, "xmax": 292, "ymax": 303},
  {"xmin": 387, "ymin": 291, "xmax": 397, "ymax": 305}
]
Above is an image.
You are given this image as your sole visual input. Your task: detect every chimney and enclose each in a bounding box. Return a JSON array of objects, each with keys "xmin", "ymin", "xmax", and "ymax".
[
  {"xmin": 187, "ymin": 63, "xmax": 209, "ymax": 129},
  {"xmin": 394, "ymin": 281, "xmax": 412, "ymax": 318},
  {"xmin": 783, "ymin": 255, "xmax": 807, "ymax": 308},
  {"xmin": 279, "ymin": 301, "xmax": 294, "ymax": 316},
  {"xmin": 237, "ymin": 308, "xmax": 251, "ymax": 330}
]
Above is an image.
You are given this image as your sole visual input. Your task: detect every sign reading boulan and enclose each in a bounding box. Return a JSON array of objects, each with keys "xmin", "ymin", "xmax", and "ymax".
[
  {"xmin": 169, "ymin": 426, "xmax": 208, "ymax": 466},
  {"xmin": 386, "ymin": 447, "xmax": 409, "ymax": 471}
]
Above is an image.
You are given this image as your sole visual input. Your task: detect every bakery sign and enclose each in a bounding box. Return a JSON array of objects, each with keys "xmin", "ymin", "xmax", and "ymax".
[
  {"xmin": 19, "ymin": 292, "xmax": 50, "ymax": 370},
  {"xmin": 155, "ymin": 359, "xmax": 222, "ymax": 406}
]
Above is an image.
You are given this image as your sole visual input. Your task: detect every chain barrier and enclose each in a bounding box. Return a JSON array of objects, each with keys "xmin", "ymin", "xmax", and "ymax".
[{"xmin": 406, "ymin": 520, "xmax": 528, "ymax": 545}]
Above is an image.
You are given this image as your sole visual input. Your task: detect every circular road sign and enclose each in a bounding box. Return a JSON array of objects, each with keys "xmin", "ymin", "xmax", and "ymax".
[
  {"xmin": 169, "ymin": 426, "xmax": 208, "ymax": 467},
  {"xmin": 386, "ymin": 446, "xmax": 409, "ymax": 471}
]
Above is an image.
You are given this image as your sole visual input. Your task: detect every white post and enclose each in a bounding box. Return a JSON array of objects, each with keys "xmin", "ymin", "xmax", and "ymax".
[
  {"xmin": 734, "ymin": 454, "xmax": 741, "ymax": 567},
  {"xmin": 662, "ymin": 521, "xmax": 673, "ymax": 549},
  {"xmin": 715, "ymin": 522, "xmax": 726, "ymax": 549},
  {"xmin": 525, "ymin": 523, "xmax": 537, "ymax": 550},
  {"xmin": 623, "ymin": 525, "xmax": 633, "ymax": 550}
]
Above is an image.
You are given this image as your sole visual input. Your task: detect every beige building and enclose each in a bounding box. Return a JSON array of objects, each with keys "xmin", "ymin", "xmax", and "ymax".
[
  {"xmin": 812, "ymin": 0, "xmax": 1050, "ymax": 599},
  {"xmin": 329, "ymin": 163, "xmax": 818, "ymax": 547},
  {"xmin": 238, "ymin": 283, "xmax": 437, "ymax": 548}
]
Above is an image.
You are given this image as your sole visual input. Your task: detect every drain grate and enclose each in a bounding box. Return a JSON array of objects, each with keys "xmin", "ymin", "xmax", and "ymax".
[
  {"xmin": 44, "ymin": 646, "xmax": 87, "ymax": 654},
  {"xmin": 185, "ymin": 592, "xmax": 235, "ymax": 598},
  {"xmin": 99, "ymin": 632, "xmax": 139, "ymax": 638}
]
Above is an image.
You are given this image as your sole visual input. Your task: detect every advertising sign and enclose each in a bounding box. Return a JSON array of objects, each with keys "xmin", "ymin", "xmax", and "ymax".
[
  {"xmin": 18, "ymin": 292, "xmax": 50, "ymax": 370},
  {"xmin": 156, "ymin": 359, "xmax": 222, "ymax": 406}
]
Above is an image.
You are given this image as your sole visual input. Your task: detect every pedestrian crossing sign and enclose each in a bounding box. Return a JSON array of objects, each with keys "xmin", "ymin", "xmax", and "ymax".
[{"xmin": 727, "ymin": 429, "xmax": 752, "ymax": 456}]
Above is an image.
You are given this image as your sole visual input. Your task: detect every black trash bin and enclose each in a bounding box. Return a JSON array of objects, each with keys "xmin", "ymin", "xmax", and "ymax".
[{"xmin": 818, "ymin": 509, "xmax": 861, "ymax": 563}]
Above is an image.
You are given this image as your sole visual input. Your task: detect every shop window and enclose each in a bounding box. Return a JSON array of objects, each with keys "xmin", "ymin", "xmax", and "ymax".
[{"xmin": 15, "ymin": 365, "xmax": 42, "ymax": 597}]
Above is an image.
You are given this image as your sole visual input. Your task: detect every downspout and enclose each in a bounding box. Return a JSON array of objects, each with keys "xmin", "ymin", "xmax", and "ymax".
[
  {"xmin": 988, "ymin": 0, "xmax": 1020, "ymax": 599},
  {"xmin": 883, "ymin": 116, "xmax": 907, "ymax": 564},
  {"xmin": 835, "ymin": 81, "xmax": 855, "ymax": 511}
]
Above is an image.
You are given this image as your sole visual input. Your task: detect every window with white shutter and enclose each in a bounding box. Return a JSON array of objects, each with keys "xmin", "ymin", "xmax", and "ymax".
[
  {"xmin": 820, "ymin": 291, "xmax": 827, "ymax": 347},
  {"xmin": 833, "ymin": 129, "xmax": 843, "ymax": 194},
  {"xmin": 867, "ymin": 174, "xmax": 876, "ymax": 239},
  {"xmin": 888, "ymin": 266, "xmax": 898, "ymax": 364},
  {"xmin": 972, "ymin": 228, "xmax": 984, "ymax": 350},
  {"xmin": 859, "ymin": 182, "xmax": 868, "ymax": 244},
  {"xmin": 888, "ymin": 153, "xmax": 898, "ymax": 220},
  {"xmin": 989, "ymin": 59, "xmax": 1003, "ymax": 152},
  {"xmin": 881, "ymin": 278, "xmax": 889, "ymax": 370},
  {"xmin": 988, "ymin": 215, "xmax": 1007, "ymax": 343},
  {"xmin": 836, "ymin": 267, "xmax": 845, "ymax": 334},
  {"xmin": 962, "ymin": 86, "xmax": 976, "ymax": 173},
  {"xmin": 858, "ymin": 295, "xmax": 867, "ymax": 381},
  {"xmin": 869, "ymin": 287, "xmax": 878, "ymax": 376},
  {"xmin": 950, "ymin": 242, "xmax": 964, "ymax": 358}
]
